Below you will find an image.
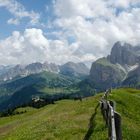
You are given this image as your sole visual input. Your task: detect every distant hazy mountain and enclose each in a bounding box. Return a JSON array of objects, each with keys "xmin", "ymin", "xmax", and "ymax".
[
  {"xmin": 0, "ymin": 61, "xmax": 88, "ymax": 83},
  {"xmin": 88, "ymin": 41, "xmax": 140, "ymax": 91},
  {"xmin": 0, "ymin": 62, "xmax": 58, "ymax": 83},
  {"xmin": 60, "ymin": 62, "xmax": 89, "ymax": 78}
]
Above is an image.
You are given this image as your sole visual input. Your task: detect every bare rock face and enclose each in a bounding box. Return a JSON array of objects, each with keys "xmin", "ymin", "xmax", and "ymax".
[
  {"xmin": 0, "ymin": 61, "xmax": 89, "ymax": 83},
  {"xmin": 0, "ymin": 62, "xmax": 59, "ymax": 83},
  {"xmin": 89, "ymin": 58, "xmax": 125, "ymax": 91},
  {"xmin": 109, "ymin": 41, "xmax": 140, "ymax": 65},
  {"xmin": 60, "ymin": 62, "xmax": 89, "ymax": 78}
]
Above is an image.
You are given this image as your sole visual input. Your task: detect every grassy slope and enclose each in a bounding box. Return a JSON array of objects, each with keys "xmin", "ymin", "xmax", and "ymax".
[
  {"xmin": 0, "ymin": 71, "xmax": 80, "ymax": 96},
  {"xmin": 109, "ymin": 88, "xmax": 140, "ymax": 140},
  {"xmin": 40, "ymin": 87, "xmax": 79, "ymax": 95},
  {"xmin": 0, "ymin": 88, "xmax": 139, "ymax": 140},
  {"xmin": 96, "ymin": 57, "xmax": 115, "ymax": 67}
]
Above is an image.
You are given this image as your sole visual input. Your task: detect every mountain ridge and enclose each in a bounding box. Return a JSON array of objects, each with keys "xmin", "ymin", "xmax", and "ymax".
[{"xmin": 0, "ymin": 61, "xmax": 89, "ymax": 83}]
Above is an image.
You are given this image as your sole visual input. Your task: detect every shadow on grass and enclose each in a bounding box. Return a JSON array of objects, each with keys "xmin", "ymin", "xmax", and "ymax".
[{"xmin": 83, "ymin": 103, "xmax": 100, "ymax": 140}]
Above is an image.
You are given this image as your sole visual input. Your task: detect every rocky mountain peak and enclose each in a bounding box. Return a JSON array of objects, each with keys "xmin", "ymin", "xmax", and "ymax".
[
  {"xmin": 0, "ymin": 61, "xmax": 88, "ymax": 83},
  {"xmin": 89, "ymin": 41, "xmax": 140, "ymax": 91},
  {"xmin": 109, "ymin": 41, "xmax": 138, "ymax": 65},
  {"xmin": 60, "ymin": 61, "xmax": 89, "ymax": 78}
]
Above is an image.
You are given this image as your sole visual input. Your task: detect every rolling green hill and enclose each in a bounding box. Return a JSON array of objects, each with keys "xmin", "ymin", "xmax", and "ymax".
[
  {"xmin": 0, "ymin": 71, "xmax": 81, "ymax": 111},
  {"xmin": 0, "ymin": 71, "xmax": 80, "ymax": 95},
  {"xmin": 0, "ymin": 88, "xmax": 139, "ymax": 140}
]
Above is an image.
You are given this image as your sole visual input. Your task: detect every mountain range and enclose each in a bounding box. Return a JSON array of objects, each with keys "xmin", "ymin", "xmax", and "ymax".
[
  {"xmin": 0, "ymin": 61, "xmax": 89, "ymax": 83},
  {"xmin": 0, "ymin": 62, "xmax": 89, "ymax": 111},
  {"xmin": 0, "ymin": 41, "xmax": 140, "ymax": 111}
]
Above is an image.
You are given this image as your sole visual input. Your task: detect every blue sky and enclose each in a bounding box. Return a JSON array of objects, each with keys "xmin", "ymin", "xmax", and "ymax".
[
  {"xmin": 0, "ymin": 0, "xmax": 140, "ymax": 66},
  {"xmin": 0, "ymin": 0, "xmax": 54, "ymax": 38}
]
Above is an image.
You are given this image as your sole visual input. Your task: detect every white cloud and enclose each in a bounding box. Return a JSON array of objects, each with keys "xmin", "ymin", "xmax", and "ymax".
[
  {"xmin": 0, "ymin": 28, "xmax": 94, "ymax": 65},
  {"xmin": 7, "ymin": 18, "xmax": 19, "ymax": 25},
  {"xmin": 0, "ymin": 0, "xmax": 40, "ymax": 25},
  {"xmin": 108, "ymin": 0, "xmax": 140, "ymax": 8},
  {"xmin": 0, "ymin": 0, "xmax": 140, "ymax": 66},
  {"xmin": 52, "ymin": 0, "xmax": 140, "ymax": 60},
  {"xmin": 0, "ymin": 29, "xmax": 48, "ymax": 65},
  {"xmin": 54, "ymin": 0, "xmax": 113, "ymax": 19}
]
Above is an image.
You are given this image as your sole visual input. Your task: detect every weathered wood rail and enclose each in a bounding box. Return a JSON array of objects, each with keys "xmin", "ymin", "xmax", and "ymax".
[{"xmin": 100, "ymin": 89, "xmax": 122, "ymax": 140}]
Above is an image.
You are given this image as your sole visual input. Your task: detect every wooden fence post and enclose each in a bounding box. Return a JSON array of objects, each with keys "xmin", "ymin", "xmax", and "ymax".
[{"xmin": 114, "ymin": 112, "xmax": 122, "ymax": 140}]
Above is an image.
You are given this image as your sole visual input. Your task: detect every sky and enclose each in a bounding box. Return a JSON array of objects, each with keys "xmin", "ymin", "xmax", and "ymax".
[{"xmin": 0, "ymin": 0, "xmax": 140, "ymax": 66}]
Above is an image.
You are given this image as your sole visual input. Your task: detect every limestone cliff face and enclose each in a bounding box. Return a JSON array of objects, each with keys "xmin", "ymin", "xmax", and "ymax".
[
  {"xmin": 60, "ymin": 62, "xmax": 89, "ymax": 78},
  {"xmin": 89, "ymin": 58, "xmax": 125, "ymax": 91},
  {"xmin": 109, "ymin": 41, "xmax": 140, "ymax": 65}
]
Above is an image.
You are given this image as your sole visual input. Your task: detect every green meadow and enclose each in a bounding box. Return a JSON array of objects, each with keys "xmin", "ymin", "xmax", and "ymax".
[
  {"xmin": 40, "ymin": 87, "xmax": 79, "ymax": 95},
  {"xmin": 0, "ymin": 88, "xmax": 140, "ymax": 140}
]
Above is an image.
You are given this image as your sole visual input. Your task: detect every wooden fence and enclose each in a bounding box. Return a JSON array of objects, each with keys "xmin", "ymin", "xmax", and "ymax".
[{"xmin": 100, "ymin": 89, "xmax": 122, "ymax": 140}]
